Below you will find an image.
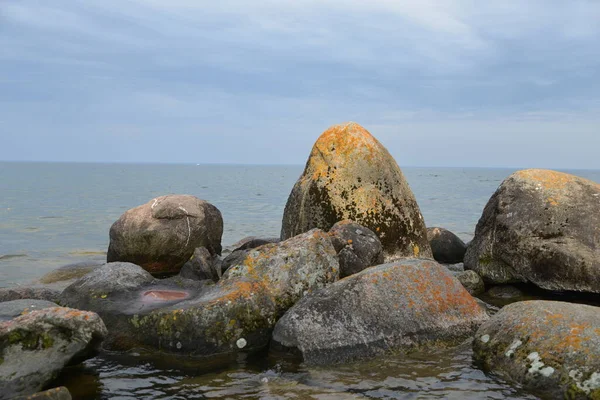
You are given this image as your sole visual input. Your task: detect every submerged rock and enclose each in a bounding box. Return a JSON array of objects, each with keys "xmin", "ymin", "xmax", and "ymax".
[
  {"xmin": 60, "ymin": 230, "xmax": 338, "ymax": 356},
  {"xmin": 107, "ymin": 195, "xmax": 223, "ymax": 276},
  {"xmin": 464, "ymin": 169, "xmax": 600, "ymax": 293},
  {"xmin": 328, "ymin": 220, "xmax": 384, "ymax": 277},
  {"xmin": 0, "ymin": 307, "xmax": 107, "ymax": 399},
  {"xmin": 38, "ymin": 261, "xmax": 103, "ymax": 285},
  {"xmin": 473, "ymin": 301, "xmax": 600, "ymax": 399},
  {"xmin": 427, "ymin": 227, "xmax": 467, "ymax": 264},
  {"xmin": 455, "ymin": 270, "xmax": 485, "ymax": 296},
  {"xmin": 0, "ymin": 299, "xmax": 58, "ymax": 322},
  {"xmin": 11, "ymin": 387, "xmax": 72, "ymax": 400},
  {"xmin": 0, "ymin": 287, "xmax": 61, "ymax": 304},
  {"xmin": 272, "ymin": 258, "xmax": 488, "ymax": 365},
  {"xmin": 280, "ymin": 122, "xmax": 431, "ymax": 260}
]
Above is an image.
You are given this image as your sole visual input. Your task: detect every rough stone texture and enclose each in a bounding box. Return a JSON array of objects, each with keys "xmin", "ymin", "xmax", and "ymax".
[
  {"xmin": 179, "ymin": 247, "xmax": 221, "ymax": 282},
  {"xmin": 464, "ymin": 169, "xmax": 600, "ymax": 292},
  {"xmin": 280, "ymin": 122, "xmax": 432, "ymax": 260},
  {"xmin": 427, "ymin": 227, "xmax": 467, "ymax": 264},
  {"xmin": 11, "ymin": 387, "xmax": 71, "ymax": 400},
  {"xmin": 455, "ymin": 270, "xmax": 485, "ymax": 296},
  {"xmin": 473, "ymin": 301, "xmax": 600, "ymax": 399},
  {"xmin": 0, "ymin": 307, "xmax": 107, "ymax": 399},
  {"xmin": 485, "ymin": 285, "xmax": 525, "ymax": 299},
  {"xmin": 0, "ymin": 300, "xmax": 58, "ymax": 322},
  {"xmin": 107, "ymin": 195, "xmax": 223, "ymax": 276},
  {"xmin": 60, "ymin": 230, "xmax": 339, "ymax": 356},
  {"xmin": 328, "ymin": 220, "xmax": 384, "ymax": 277},
  {"xmin": 272, "ymin": 258, "xmax": 488, "ymax": 365},
  {"xmin": 0, "ymin": 287, "xmax": 61, "ymax": 304}
]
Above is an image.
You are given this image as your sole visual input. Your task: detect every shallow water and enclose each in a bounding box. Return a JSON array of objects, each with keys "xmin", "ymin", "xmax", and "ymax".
[{"xmin": 2, "ymin": 162, "xmax": 599, "ymax": 399}]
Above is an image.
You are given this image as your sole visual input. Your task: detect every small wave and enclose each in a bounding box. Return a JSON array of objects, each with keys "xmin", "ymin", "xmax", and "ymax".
[
  {"xmin": 39, "ymin": 216, "xmax": 64, "ymax": 219},
  {"xmin": 0, "ymin": 254, "xmax": 28, "ymax": 261}
]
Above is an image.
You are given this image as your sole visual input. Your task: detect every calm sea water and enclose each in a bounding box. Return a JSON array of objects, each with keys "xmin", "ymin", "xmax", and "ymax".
[{"xmin": 1, "ymin": 162, "xmax": 599, "ymax": 399}]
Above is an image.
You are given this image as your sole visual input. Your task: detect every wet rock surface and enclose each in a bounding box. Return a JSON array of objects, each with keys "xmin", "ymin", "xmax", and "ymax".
[
  {"xmin": 0, "ymin": 307, "xmax": 107, "ymax": 399},
  {"xmin": 280, "ymin": 122, "xmax": 431, "ymax": 260},
  {"xmin": 60, "ymin": 230, "xmax": 338, "ymax": 356},
  {"xmin": 427, "ymin": 227, "xmax": 467, "ymax": 264},
  {"xmin": 272, "ymin": 258, "xmax": 488, "ymax": 365},
  {"xmin": 464, "ymin": 169, "xmax": 600, "ymax": 293},
  {"xmin": 473, "ymin": 300, "xmax": 600, "ymax": 399},
  {"xmin": 11, "ymin": 386, "xmax": 72, "ymax": 400},
  {"xmin": 107, "ymin": 195, "xmax": 223, "ymax": 276},
  {"xmin": 328, "ymin": 220, "xmax": 384, "ymax": 278}
]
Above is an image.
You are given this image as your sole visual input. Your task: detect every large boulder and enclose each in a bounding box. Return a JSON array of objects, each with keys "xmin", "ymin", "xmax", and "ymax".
[
  {"xmin": 0, "ymin": 307, "xmax": 107, "ymax": 399},
  {"xmin": 271, "ymin": 258, "xmax": 488, "ymax": 365},
  {"xmin": 328, "ymin": 220, "xmax": 384, "ymax": 278},
  {"xmin": 280, "ymin": 122, "xmax": 432, "ymax": 260},
  {"xmin": 473, "ymin": 301, "xmax": 600, "ymax": 399},
  {"xmin": 60, "ymin": 230, "xmax": 339, "ymax": 356},
  {"xmin": 464, "ymin": 169, "xmax": 600, "ymax": 293},
  {"xmin": 107, "ymin": 195, "xmax": 223, "ymax": 276},
  {"xmin": 427, "ymin": 227, "xmax": 467, "ymax": 264}
]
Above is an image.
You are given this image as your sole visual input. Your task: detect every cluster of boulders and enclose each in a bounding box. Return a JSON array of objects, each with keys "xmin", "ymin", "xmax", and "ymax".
[{"xmin": 1, "ymin": 122, "xmax": 599, "ymax": 399}]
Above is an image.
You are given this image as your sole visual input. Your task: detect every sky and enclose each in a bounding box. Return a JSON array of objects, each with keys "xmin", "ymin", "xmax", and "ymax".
[{"xmin": 1, "ymin": 1, "xmax": 599, "ymax": 168}]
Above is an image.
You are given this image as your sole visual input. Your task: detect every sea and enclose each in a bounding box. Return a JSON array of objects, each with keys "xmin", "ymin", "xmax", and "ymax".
[{"xmin": 1, "ymin": 162, "xmax": 599, "ymax": 399}]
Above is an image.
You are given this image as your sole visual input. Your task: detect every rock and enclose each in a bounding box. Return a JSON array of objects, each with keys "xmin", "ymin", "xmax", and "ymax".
[
  {"xmin": 11, "ymin": 386, "xmax": 72, "ymax": 400},
  {"xmin": 280, "ymin": 122, "xmax": 432, "ymax": 260},
  {"xmin": 464, "ymin": 169, "xmax": 600, "ymax": 292},
  {"xmin": 328, "ymin": 220, "xmax": 384, "ymax": 277},
  {"xmin": 60, "ymin": 230, "xmax": 338, "ymax": 356},
  {"xmin": 39, "ymin": 261, "xmax": 103, "ymax": 285},
  {"xmin": 179, "ymin": 247, "xmax": 221, "ymax": 282},
  {"xmin": 427, "ymin": 227, "xmax": 467, "ymax": 264},
  {"xmin": 473, "ymin": 300, "xmax": 600, "ymax": 399},
  {"xmin": 0, "ymin": 307, "xmax": 107, "ymax": 399},
  {"xmin": 455, "ymin": 270, "xmax": 485, "ymax": 296},
  {"xmin": 272, "ymin": 258, "xmax": 488, "ymax": 365},
  {"xmin": 0, "ymin": 287, "xmax": 61, "ymax": 304},
  {"xmin": 485, "ymin": 285, "xmax": 524, "ymax": 299},
  {"xmin": 220, "ymin": 237, "xmax": 280, "ymax": 275},
  {"xmin": 0, "ymin": 299, "xmax": 58, "ymax": 322},
  {"xmin": 107, "ymin": 195, "xmax": 223, "ymax": 276}
]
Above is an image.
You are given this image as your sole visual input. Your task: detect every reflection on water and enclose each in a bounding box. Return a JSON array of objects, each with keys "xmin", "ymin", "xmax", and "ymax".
[{"xmin": 54, "ymin": 343, "xmax": 539, "ymax": 399}]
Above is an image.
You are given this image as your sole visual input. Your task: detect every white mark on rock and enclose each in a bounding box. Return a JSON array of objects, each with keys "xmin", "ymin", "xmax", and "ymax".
[
  {"xmin": 505, "ymin": 339, "xmax": 522, "ymax": 357},
  {"xmin": 176, "ymin": 342, "xmax": 182, "ymax": 349},
  {"xmin": 236, "ymin": 338, "xmax": 247, "ymax": 349},
  {"xmin": 261, "ymin": 377, "xmax": 269, "ymax": 383},
  {"xmin": 571, "ymin": 370, "xmax": 600, "ymax": 394},
  {"xmin": 480, "ymin": 334, "xmax": 490, "ymax": 343},
  {"xmin": 151, "ymin": 199, "xmax": 159, "ymax": 209},
  {"xmin": 355, "ymin": 229, "xmax": 363, "ymax": 235},
  {"xmin": 526, "ymin": 352, "xmax": 553, "ymax": 376},
  {"xmin": 178, "ymin": 206, "xmax": 192, "ymax": 247}
]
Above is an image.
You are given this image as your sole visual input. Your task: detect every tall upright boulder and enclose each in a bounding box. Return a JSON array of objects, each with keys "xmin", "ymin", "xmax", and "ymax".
[
  {"xmin": 281, "ymin": 122, "xmax": 431, "ymax": 260},
  {"xmin": 464, "ymin": 169, "xmax": 600, "ymax": 292},
  {"xmin": 107, "ymin": 195, "xmax": 223, "ymax": 276}
]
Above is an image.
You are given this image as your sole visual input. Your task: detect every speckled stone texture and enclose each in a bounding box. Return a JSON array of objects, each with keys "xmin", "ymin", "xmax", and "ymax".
[
  {"xmin": 281, "ymin": 122, "xmax": 432, "ymax": 261},
  {"xmin": 464, "ymin": 169, "xmax": 600, "ymax": 293},
  {"xmin": 473, "ymin": 300, "xmax": 600, "ymax": 399}
]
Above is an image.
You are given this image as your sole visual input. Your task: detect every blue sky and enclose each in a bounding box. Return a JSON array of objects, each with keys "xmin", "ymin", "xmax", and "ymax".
[{"xmin": 1, "ymin": 1, "xmax": 599, "ymax": 168}]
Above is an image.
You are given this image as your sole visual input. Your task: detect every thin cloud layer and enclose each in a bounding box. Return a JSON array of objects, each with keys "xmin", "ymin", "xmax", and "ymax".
[{"xmin": 1, "ymin": 0, "xmax": 599, "ymax": 167}]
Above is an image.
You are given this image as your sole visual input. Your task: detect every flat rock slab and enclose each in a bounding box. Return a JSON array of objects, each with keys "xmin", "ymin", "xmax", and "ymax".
[
  {"xmin": 272, "ymin": 258, "xmax": 488, "ymax": 365},
  {"xmin": 473, "ymin": 300, "xmax": 600, "ymax": 399},
  {"xmin": 0, "ymin": 307, "xmax": 107, "ymax": 399}
]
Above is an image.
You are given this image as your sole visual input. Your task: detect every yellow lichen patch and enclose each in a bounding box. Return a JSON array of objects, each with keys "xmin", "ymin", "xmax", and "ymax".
[
  {"xmin": 413, "ymin": 245, "xmax": 420, "ymax": 257},
  {"xmin": 547, "ymin": 197, "xmax": 559, "ymax": 206},
  {"xmin": 515, "ymin": 169, "xmax": 581, "ymax": 191}
]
